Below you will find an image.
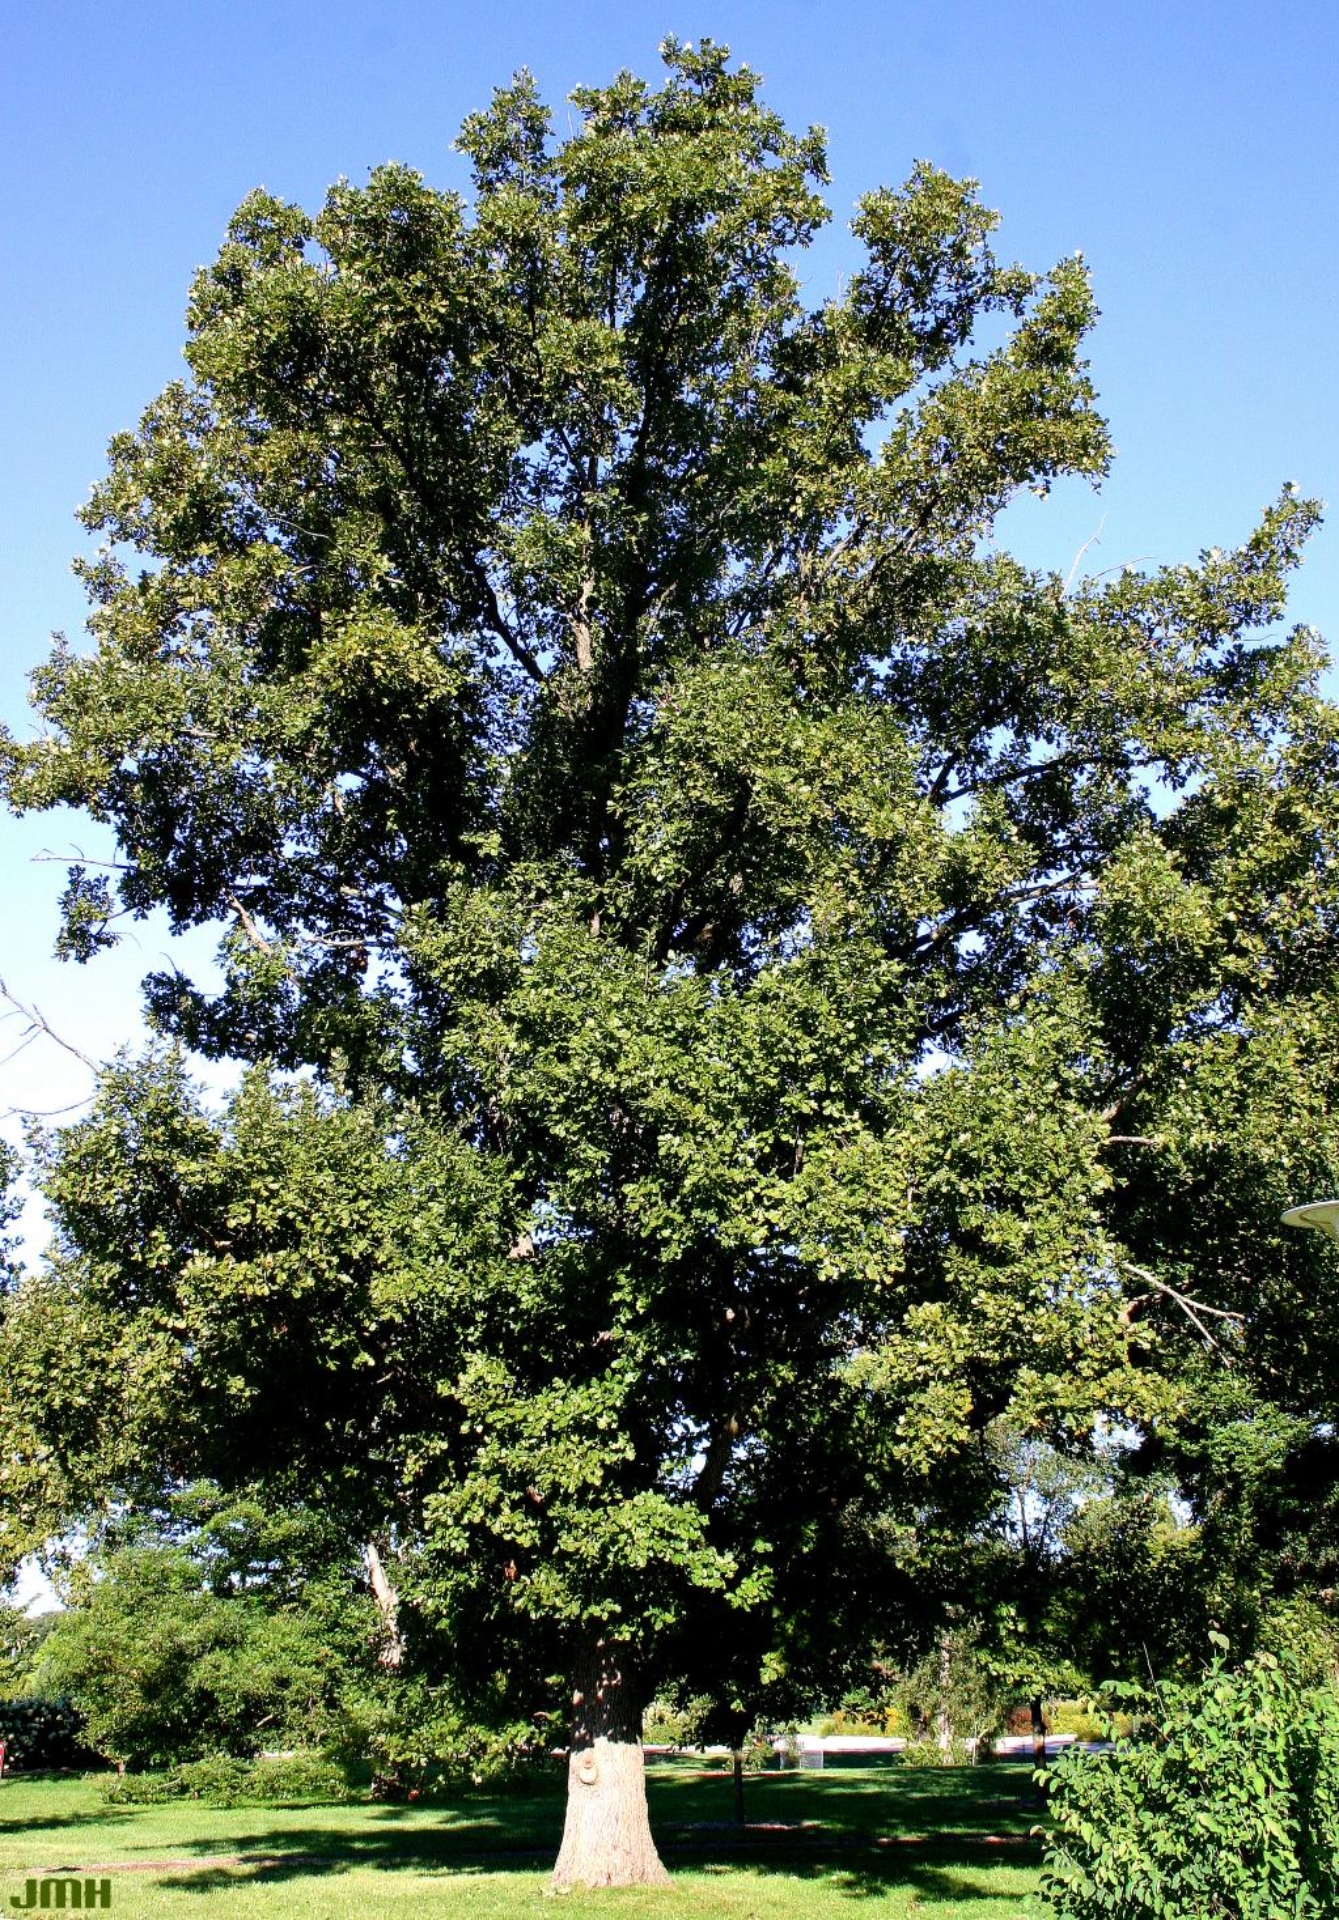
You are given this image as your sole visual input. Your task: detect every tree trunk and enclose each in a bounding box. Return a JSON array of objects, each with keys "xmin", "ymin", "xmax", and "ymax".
[
  {"xmin": 935, "ymin": 1629, "xmax": 954, "ymax": 1759},
  {"xmin": 1030, "ymin": 1695, "xmax": 1047, "ymax": 1802},
  {"xmin": 552, "ymin": 1639, "xmax": 670, "ymax": 1890},
  {"xmin": 1030, "ymin": 1695, "xmax": 1047, "ymax": 1769},
  {"xmin": 733, "ymin": 1749, "xmax": 746, "ymax": 1827}
]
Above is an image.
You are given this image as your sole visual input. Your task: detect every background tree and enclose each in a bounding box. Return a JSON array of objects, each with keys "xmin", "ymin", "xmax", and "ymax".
[
  {"xmin": 23, "ymin": 1491, "xmax": 378, "ymax": 1770},
  {"xmin": 3, "ymin": 38, "xmax": 1339, "ymax": 1886},
  {"xmin": 0, "ymin": 1602, "xmax": 56, "ymax": 1701},
  {"xmin": 0, "ymin": 1140, "xmax": 21, "ymax": 1286}
]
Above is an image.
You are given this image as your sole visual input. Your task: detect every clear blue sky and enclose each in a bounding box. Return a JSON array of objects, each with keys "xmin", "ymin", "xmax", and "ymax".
[{"xmin": 2, "ymin": 0, "xmax": 1337, "ymax": 1150}]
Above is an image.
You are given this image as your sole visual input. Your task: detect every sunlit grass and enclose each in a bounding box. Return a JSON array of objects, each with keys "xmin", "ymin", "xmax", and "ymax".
[{"xmin": 0, "ymin": 1762, "xmax": 1044, "ymax": 1916}]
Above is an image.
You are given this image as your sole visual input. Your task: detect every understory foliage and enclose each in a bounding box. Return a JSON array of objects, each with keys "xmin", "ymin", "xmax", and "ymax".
[
  {"xmin": 2, "ymin": 38, "xmax": 1339, "ymax": 1833},
  {"xmin": 20, "ymin": 1494, "xmax": 379, "ymax": 1769},
  {"xmin": 0, "ymin": 1697, "xmax": 89, "ymax": 1771},
  {"xmin": 101, "ymin": 1751, "xmax": 350, "ymax": 1807},
  {"xmin": 895, "ymin": 1626, "xmax": 1005, "ymax": 1763},
  {"xmin": 1039, "ymin": 1632, "xmax": 1339, "ymax": 1919}
]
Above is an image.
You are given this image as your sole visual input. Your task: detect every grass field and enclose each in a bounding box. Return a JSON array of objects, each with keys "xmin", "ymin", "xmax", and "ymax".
[{"xmin": 0, "ymin": 1761, "xmax": 1045, "ymax": 1917}]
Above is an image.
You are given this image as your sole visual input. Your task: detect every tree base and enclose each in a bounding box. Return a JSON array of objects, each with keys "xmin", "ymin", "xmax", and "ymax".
[{"xmin": 552, "ymin": 1735, "xmax": 671, "ymax": 1889}]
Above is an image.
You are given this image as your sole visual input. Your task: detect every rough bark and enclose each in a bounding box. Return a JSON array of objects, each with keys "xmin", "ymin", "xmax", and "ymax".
[{"xmin": 552, "ymin": 1639, "xmax": 670, "ymax": 1890}]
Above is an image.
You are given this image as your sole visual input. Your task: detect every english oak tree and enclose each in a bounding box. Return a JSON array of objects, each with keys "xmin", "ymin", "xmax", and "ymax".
[{"xmin": 5, "ymin": 41, "xmax": 1339, "ymax": 1885}]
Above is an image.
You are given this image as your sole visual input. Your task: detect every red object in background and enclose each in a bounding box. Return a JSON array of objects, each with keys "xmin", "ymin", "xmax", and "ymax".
[{"xmin": 0, "ymin": 1740, "xmax": 7, "ymax": 1779}]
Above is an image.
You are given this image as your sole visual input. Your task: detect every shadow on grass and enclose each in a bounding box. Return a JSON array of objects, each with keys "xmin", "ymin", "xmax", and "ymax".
[
  {"xmin": 139, "ymin": 1815, "xmax": 1040, "ymax": 1903},
  {"xmin": 0, "ymin": 1809, "xmax": 134, "ymax": 1836},
  {"xmin": 26, "ymin": 1766, "xmax": 1042, "ymax": 1904},
  {"xmin": 153, "ymin": 1850, "xmax": 1033, "ymax": 1907}
]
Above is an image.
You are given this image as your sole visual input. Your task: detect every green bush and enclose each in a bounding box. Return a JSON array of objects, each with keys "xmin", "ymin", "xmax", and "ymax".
[
  {"xmin": 171, "ymin": 1755, "xmax": 253, "ymax": 1803},
  {"xmin": 245, "ymin": 1752, "xmax": 350, "ymax": 1802},
  {"xmin": 100, "ymin": 1751, "xmax": 350, "ymax": 1807},
  {"xmin": 1047, "ymin": 1701, "xmax": 1105, "ymax": 1742},
  {"xmin": 0, "ymin": 1697, "xmax": 90, "ymax": 1771},
  {"xmin": 358, "ymin": 1673, "xmax": 546, "ymax": 1792},
  {"xmin": 817, "ymin": 1705, "xmax": 903, "ymax": 1737},
  {"xmin": 643, "ymin": 1691, "xmax": 714, "ymax": 1748},
  {"xmin": 25, "ymin": 1519, "xmax": 379, "ymax": 1770},
  {"xmin": 898, "ymin": 1737, "xmax": 959, "ymax": 1770},
  {"xmin": 894, "ymin": 1629, "xmax": 1006, "ymax": 1765},
  {"xmin": 99, "ymin": 1772, "xmax": 177, "ymax": 1804},
  {"xmin": 1038, "ymin": 1644, "xmax": 1339, "ymax": 1919}
]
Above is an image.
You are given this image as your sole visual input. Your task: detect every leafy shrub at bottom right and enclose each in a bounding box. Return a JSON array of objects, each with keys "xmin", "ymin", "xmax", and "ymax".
[{"xmin": 1037, "ymin": 1641, "xmax": 1339, "ymax": 1919}]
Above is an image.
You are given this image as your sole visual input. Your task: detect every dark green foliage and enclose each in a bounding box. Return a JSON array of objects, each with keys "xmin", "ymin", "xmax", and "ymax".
[
  {"xmin": 100, "ymin": 1750, "xmax": 350, "ymax": 1806},
  {"xmin": 0, "ymin": 1603, "xmax": 58, "ymax": 1696},
  {"xmin": 0, "ymin": 1697, "xmax": 89, "ymax": 1771},
  {"xmin": 0, "ymin": 1139, "xmax": 22, "ymax": 1295},
  {"xmin": 895, "ymin": 1627, "xmax": 1006, "ymax": 1764},
  {"xmin": 356, "ymin": 1670, "xmax": 547, "ymax": 1790},
  {"xmin": 1039, "ymin": 1640, "xmax": 1339, "ymax": 1918},
  {"xmin": 23, "ymin": 1497, "xmax": 380, "ymax": 1769},
  {"xmin": 642, "ymin": 1689, "xmax": 715, "ymax": 1750}
]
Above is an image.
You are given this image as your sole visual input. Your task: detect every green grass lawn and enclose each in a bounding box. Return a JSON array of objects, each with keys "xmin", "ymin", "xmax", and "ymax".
[{"xmin": 0, "ymin": 1761, "xmax": 1045, "ymax": 1917}]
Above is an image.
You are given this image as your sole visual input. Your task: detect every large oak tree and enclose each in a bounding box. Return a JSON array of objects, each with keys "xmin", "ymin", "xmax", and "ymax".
[{"xmin": 5, "ymin": 41, "xmax": 1339, "ymax": 1885}]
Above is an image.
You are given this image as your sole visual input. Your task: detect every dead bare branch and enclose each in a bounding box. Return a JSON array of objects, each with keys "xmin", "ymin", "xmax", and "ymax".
[
  {"xmin": 0, "ymin": 975, "xmax": 98, "ymax": 1072},
  {"xmin": 1064, "ymin": 515, "xmax": 1107, "ymax": 591},
  {"xmin": 32, "ymin": 846, "xmax": 132, "ymax": 872},
  {"xmin": 1121, "ymin": 1263, "xmax": 1245, "ymax": 1358},
  {"xmin": 2, "ymin": 1097, "xmax": 95, "ymax": 1120}
]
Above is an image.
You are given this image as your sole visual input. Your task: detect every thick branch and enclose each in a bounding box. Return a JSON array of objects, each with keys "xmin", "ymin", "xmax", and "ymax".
[
  {"xmin": 464, "ymin": 556, "xmax": 547, "ymax": 684},
  {"xmin": 227, "ymin": 894, "xmax": 274, "ymax": 957},
  {"xmin": 692, "ymin": 1412, "xmax": 741, "ymax": 1511},
  {"xmin": 910, "ymin": 870, "xmax": 1096, "ymax": 958},
  {"xmin": 937, "ymin": 749, "xmax": 1147, "ymax": 808},
  {"xmin": 348, "ymin": 377, "xmax": 548, "ymax": 686}
]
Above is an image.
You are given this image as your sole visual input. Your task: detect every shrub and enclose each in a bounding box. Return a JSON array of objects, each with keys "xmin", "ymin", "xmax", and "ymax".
[
  {"xmin": 26, "ymin": 1536, "xmax": 376, "ymax": 1769},
  {"xmin": 1038, "ymin": 1643, "xmax": 1339, "ymax": 1918},
  {"xmin": 100, "ymin": 1772, "xmax": 177, "ymax": 1804},
  {"xmin": 100, "ymin": 1751, "xmax": 350, "ymax": 1807},
  {"xmin": 816, "ymin": 1704, "xmax": 905, "ymax": 1737},
  {"xmin": 894, "ymin": 1630, "xmax": 1006, "ymax": 1765},
  {"xmin": 171, "ymin": 1755, "xmax": 252, "ymax": 1803},
  {"xmin": 643, "ymin": 1691, "xmax": 713, "ymax": 1748},
  {"xmin": 359, "ymin": 1675, "xmax": 546, "ymax": 1792},
  {"xmin": 1047, "ymin": 1701, "xmax": 1105, "ymax": 1742},
  {"xmin": 245, "ymin": 1752, "xmax": 350, "ymax": 1802},
  {"xmin": 0, "ymin": 1698, "xmax": 90, "ymax": 1771},
  {"xmin": 898, "ymin": 1737, "xmax": 958, "ymax": 1770}
]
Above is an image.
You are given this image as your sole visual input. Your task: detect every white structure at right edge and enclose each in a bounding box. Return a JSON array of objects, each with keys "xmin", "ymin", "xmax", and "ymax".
[{"xmin": 1280, "ymin": 1199, "xmax": 1339, "ymax": 1244}]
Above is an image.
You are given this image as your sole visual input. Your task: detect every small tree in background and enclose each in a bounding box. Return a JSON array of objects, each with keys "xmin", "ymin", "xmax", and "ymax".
[
  {"xmin": 23, "ymin": 1493, "xmax": 378, "ymax": 1770},
  {"xmin": 894, "ymin": 1624, "xmax": 1005, "ymax": 1764}
]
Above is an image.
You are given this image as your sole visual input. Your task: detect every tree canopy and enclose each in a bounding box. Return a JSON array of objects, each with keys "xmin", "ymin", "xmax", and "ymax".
[{"xmin": 3, "ymin": 39, "xmax": 1339, "ymax": 1884}]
